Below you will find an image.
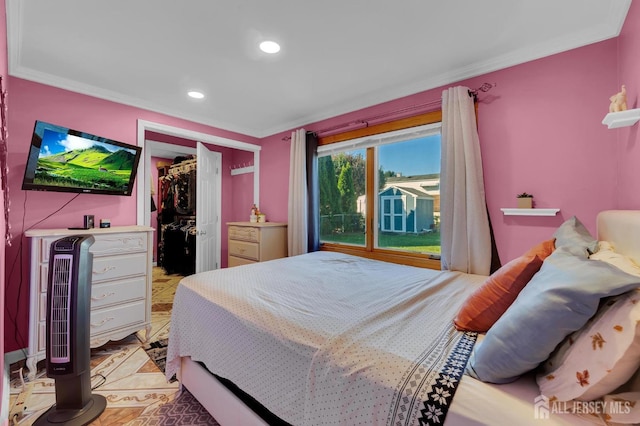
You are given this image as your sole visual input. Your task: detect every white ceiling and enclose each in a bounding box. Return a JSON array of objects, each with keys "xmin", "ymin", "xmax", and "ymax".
[{"xmin": 6, "ymin": 1, "xmax": 631, "ymax": 138}]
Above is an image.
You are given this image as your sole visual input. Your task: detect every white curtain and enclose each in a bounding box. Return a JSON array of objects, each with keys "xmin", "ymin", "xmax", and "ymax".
[
  {"xmin": 440, "ymin": 86, "xmax": 491, "ymax": 275},
  {"xmin": 288, "ymin": 128, "xmax": 308, "ymax": 256}
]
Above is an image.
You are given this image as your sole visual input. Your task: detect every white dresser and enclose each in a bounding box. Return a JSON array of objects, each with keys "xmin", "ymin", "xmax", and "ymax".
[
  {"xmin": 227, "ymin": 222, "xmax": 287, "ymax": 267},
  {"xmin": 25, "ymin": 225, "xmax": 154, "ymax": 380}
]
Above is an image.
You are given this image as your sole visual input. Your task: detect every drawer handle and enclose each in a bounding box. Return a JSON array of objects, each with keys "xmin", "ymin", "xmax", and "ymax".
[
  {"xmin": 91, "ymin": 317, "xmax": 114, "ymax": 328},
  {"xmin": 94, "ymin": 266, "xmax": 116, "ymax": 274},
  {"xmin": 91, "ymin": 292, "xmax": 115, "ymax": 301}
]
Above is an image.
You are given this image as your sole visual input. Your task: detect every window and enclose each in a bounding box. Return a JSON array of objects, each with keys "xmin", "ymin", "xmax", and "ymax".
[{"xmin": 317, "ymin": 111, "xmax": 442, "ymax": 269}]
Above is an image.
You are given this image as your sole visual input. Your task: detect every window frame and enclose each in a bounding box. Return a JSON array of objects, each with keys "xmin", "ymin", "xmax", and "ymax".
[{"xmin": 318, "ymin": 110, "xmax": 442, "ymax": 270}]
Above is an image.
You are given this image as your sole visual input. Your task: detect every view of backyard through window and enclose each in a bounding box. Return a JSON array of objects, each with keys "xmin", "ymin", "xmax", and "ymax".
[{"xmin": 319, "ymin": 131, "xmax": 441, "ymax": 255}]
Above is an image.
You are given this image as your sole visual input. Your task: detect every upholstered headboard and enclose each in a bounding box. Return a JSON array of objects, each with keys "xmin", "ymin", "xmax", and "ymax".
[{"xmin": 597, "ymin": 210, "xmax": 640, "ymax": 264}]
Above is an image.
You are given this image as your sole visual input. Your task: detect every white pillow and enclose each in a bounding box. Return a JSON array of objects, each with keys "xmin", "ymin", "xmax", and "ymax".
[
  {"xmin": 537, "ymin": 288, "xmax": 640, "ymax": 401},
  {"xmin": 601, "ymin": 392, "xmax": 640, "ymax": 424},
  {"xmin": 589, "ymin": 241, "xmax": 640, "ymax": 277}
]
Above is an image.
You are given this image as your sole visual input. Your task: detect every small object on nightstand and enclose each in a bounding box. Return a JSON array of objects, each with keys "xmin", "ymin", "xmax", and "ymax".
[
  {"xmin": 84, "ymin": 214, "xmax": 95, "ymax": 229},
  {"xmin": 100, "ymin": 219, "xmax": 111, "ymax": 228}
]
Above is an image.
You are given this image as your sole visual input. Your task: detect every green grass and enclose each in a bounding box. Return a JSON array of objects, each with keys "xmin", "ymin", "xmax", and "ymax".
[
  {"xmin": 35, "ymin": 158, "xmax": 131, "ymax": 190},
  {"xmin": 321, "ymin": 231, "xmax": 441, "ymax": 254}
]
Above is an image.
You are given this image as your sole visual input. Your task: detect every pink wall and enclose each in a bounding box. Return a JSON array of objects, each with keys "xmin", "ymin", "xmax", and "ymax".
[
  {"xmin": 0, "ymin": 0, "xmax": 7, "ymax": 419},
  {"xmin": 261, "ymin": 38, "xmax": 620, "ymax": 264},
  {"xmin": 616, "ymin": 0, "xmax": 640, "ymax": 208},
  {"xmin": 4, "ymin": 78, "xmax": 259, "ymax": 353},
  {"xmin": 230, "ymin": 149, "xmax": 256, "ymax": 221}
]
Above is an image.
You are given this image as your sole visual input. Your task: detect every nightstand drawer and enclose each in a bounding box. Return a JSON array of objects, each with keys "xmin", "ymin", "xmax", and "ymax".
[
  {"xmin": 228, "ymin": 226, "xmax": 259, "ymax": 243},
  {"xmin": 229, "ymin": 240, "xmax": 259, "ymax": 260},
  {"xmin": 228, "ymin": 255, "xmax": 257, "ymax": 267}
]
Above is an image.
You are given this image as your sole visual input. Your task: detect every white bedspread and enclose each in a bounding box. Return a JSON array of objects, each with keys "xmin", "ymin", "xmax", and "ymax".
[{"xmin": 166, "ymin": 251, "xmax": 487, "ymax": 425}]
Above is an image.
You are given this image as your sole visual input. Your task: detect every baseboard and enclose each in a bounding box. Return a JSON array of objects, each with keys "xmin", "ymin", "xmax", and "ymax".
[{"xmin": 4, "ymin": 350, "xmax": 26, "ymax": 367}]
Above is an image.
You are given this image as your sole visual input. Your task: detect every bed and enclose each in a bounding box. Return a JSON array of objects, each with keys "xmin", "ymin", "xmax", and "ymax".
[{"xmin": 165, "ymin": 210, "xmax": 640, "ymax": 425}]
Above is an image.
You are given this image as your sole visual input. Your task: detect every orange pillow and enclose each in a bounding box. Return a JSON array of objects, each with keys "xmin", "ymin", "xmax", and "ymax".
[{"xmin": 454, "ymin": 239, "xmax": 555, "ymax": 332}]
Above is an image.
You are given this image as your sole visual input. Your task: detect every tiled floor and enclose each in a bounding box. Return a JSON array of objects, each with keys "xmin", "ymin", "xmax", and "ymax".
[{"xmin": 8, "ymin": 267, "xmax": 184, "ymax": 425}]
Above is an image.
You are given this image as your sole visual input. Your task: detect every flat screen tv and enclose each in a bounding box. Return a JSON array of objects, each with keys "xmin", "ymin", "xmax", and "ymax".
[{"xmin": 22, "ymin": 120, "xmax": 142, "ymax": 196}]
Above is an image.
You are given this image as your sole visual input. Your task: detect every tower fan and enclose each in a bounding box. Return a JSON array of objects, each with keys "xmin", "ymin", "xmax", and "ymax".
[{"xmin": 34, "ymin": 235, "xmax": 107, "ymax": 426}]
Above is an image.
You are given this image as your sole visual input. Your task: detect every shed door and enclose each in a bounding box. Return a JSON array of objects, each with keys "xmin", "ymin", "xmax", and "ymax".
[{"xmin": 381, "ymin": 196, "xmax": 405, "ymax": 232}]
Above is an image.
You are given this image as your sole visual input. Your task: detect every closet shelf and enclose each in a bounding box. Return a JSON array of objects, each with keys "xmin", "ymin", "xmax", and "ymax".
[
  {"xmin": 501, "ymin": 208, "xmax": 560, "ymax": 216},
  {"xmin": 602, "ymin": 108, "xmax": 640, "ymax": 129},
  {"xmin": 231, "ymin": 165, "xmax": 254, "ymax": 176}
]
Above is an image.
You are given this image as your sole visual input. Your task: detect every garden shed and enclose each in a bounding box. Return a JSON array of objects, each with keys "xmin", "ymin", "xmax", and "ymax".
[{"xmin": 379, "ymin": 185, "xmax": 434, "ymax": 233}]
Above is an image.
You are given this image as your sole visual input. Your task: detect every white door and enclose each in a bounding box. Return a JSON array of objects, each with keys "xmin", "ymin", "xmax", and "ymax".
[{"xmin": 196, "ymin": 142, "xmax": 221, "ymax": 273}]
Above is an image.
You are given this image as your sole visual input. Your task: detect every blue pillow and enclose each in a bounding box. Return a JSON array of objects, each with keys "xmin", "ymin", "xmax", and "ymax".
[
  {"xmin": 466, "ymin": 229, "xmax": 640, "ymax": 383},
  {"xmin": 553, "ymin": 215, "xmax": 598, "ymax": 257}
]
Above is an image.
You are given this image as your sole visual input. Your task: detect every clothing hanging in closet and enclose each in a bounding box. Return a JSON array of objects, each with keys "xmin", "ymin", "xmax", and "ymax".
[
  {"xmin": 162, "ymin": 220, "xmax": 197, "ymax": 275},
  {"xmin": 157, "ymin": 158, "xmax": 197, "ymax": 273},
  {"xmin": 158, "ymin": 169, "xmax": 197, "ymax": 224}
]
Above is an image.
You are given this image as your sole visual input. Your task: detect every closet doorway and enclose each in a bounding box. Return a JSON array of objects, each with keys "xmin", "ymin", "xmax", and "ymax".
[{"xmin": 136, "ymin": 120, "xmax": 261, "ymax": 274}]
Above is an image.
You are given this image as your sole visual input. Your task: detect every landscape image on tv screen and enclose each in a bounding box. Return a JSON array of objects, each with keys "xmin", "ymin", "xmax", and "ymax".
[{"xmin": 22, "ymin": 121, "xmax": 141, "ymax": 195}]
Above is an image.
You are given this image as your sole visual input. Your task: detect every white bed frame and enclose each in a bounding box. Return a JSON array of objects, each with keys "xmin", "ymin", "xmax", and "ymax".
[
  {"xmin": 179, "ymin": 357, "xmax": 268, "ymax": 425},
  {"xmin": 177, "ymin": 210, "xmax": 640, "ymax": 426}
]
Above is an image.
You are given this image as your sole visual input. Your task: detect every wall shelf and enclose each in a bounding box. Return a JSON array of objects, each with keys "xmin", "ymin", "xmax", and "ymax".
[
  {"xmin": 602, "ymin": 108, "xmax": 640, "ymax": 129},
  {"xmin": 230, "ymin": 165, "xmax": 254, "ymax": 175},
  {"xmin": 501, "ymin": 208, "xmax": 560, "ymax": 216}
]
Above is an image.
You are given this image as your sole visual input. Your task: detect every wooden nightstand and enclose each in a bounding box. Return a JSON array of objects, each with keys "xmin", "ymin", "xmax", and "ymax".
[{"xmin": 227, "ymin": 222, "xmax": 288, "ymax": 267}]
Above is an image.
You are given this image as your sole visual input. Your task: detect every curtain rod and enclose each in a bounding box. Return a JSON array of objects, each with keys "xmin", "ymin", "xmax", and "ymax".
[
  {"xmin": 468, "ymin": 82, "xmax": 496, "ymax": 101},
  {"xmin": 282, "ymin": 82, "xmax": 495, "ymax": 141}
]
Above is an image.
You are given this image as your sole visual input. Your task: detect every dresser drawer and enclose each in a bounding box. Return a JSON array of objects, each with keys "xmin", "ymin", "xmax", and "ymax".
[
  {"xmin": 37, "ymin": 276, "xmax": 146, "ymax": 322},
  {"xmin": 92, "ymin": 252, "xmax": 147, "ymax": 282},
  {"xmin": 38, "ymin": 322, "xmax": 46, "ymax": 352},
  {"xmin": 228, "ymin": 226, "xmax": 259, "ymax": 243},
  {"xmin": 228, "ymin": 255, "xmax": 257, "ymax": 267},
  {"xmin": 40, "ymin": 232, "xmax": 148, "ymax": 262},
  {"xmin": 228, "ymin": 240, "xmax": 259, "ymax": 261},
  {"xmin": 39, "ymin": 293, "xmax": 47, "ymax": 322},
  {"xmin": 39, "ymin": 264, "xmax": 49, "ymax": 292},
  {"xmin": 90, "ymin": 300, "xmax": 145, "ymax": 335},
  {"xmin": 90, "ymin": 276, "xmax": 146, "ymax": 309},
  {"xmin": 91, "ymin": 233, "xmax": 148, "ymax": 256}
]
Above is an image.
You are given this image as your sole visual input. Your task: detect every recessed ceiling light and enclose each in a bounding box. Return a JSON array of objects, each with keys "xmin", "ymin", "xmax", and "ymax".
[
  {"xmin": 259, "ymin": 40, "xmax": 280, "ymax": 54},
  {"xmin": 188, "ymin": 91, "xmax": 205, "ymax": 99}
]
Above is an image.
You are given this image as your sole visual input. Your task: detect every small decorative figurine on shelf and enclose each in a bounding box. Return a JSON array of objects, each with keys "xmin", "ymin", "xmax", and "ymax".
[
  {"xmin": 609, "ymin": 85, "xmax": 628, "ymax": 113},
  {"xmin": 516, "ymin": 192, "xmax": 534, "ymax": 209}
]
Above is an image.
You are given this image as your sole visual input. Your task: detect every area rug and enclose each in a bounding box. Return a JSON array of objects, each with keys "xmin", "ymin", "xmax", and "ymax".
[
  {"xmin": 128, "ymin": 388, "xmax": 220, "ymax": 426},
  {"xmin": 9, "ymin": 335, "xmax": 181, "ymax": 425},
  {"xmin": 142, "ymin": 338, "xmax": 176, "ymax": 382}
]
